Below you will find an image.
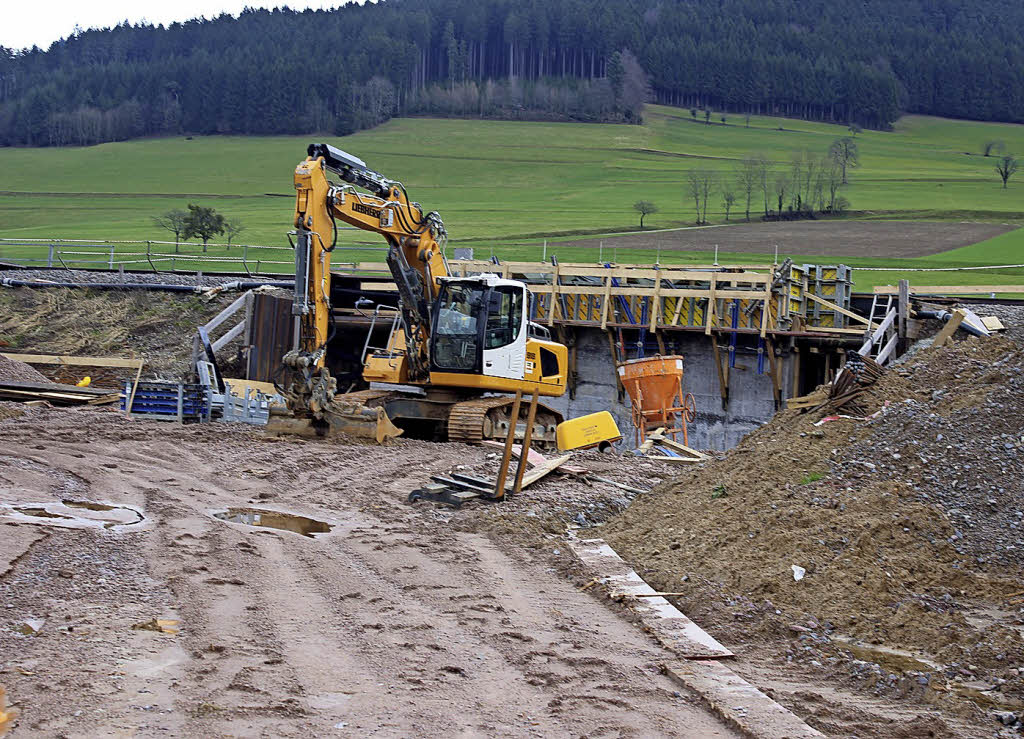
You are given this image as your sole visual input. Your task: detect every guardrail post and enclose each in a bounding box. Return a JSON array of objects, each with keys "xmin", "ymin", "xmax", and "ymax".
[
  {"xmin": 47, "ymin": 243, "xmax": 55, "ymax": 268},
  {"xmin": 108, "ymin": 244, "xmax": 115, "ymax": 270}
]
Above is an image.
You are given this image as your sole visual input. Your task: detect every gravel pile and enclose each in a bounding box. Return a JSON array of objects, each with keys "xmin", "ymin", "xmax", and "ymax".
[
  {"xmin": 0, "ymin": 354, "xmax": 49, "ymax": 384},
  {"xmin": 1, "ymin": 267, "xmax": 291, "ymax": 288}
]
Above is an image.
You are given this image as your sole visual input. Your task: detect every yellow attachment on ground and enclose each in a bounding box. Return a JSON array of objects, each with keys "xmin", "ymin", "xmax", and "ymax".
[
  {"xmin": 556, "ymin": 411, "xmax": 622, "ymax": 451},
  {"xmin": 76, "ymin": 376, "xmax": 91, "ymax": 387}
]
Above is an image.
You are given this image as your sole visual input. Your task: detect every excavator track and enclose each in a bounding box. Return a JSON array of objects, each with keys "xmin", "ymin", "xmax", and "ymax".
[{"xmin": 447, "ymin": 396, "xmax": 562, "ymax": 446}]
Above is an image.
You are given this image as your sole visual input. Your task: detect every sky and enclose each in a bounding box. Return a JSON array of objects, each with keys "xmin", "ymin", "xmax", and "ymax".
[{"xmin": 3, "ymin": 1, "xmax": 346, "ymax": 51}]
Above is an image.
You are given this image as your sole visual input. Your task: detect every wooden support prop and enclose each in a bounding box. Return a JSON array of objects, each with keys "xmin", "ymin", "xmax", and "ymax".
[
  {"xmin": 710, "ymin": 336, "xmax": 729, "ymax": 409},
  {"xmin": 791, "ymin": 346, "xmax": 802, "ymax": 397},
  {"xmin": 765, "ymin": 337, "xmax": 782, "ymax": 408},
  {"xmin": 600, "ymin": 274, "xmax": 613, "ymax": 330},
  {"xmin": 704, "ymin": 273, "xmax": 717, "ymax": 336},
  {"xmin": 648, "ymin": 268, "xmax": 662, "ymax": 333},
  {"xmin": 492, "ymin": 390, "xmax": 523, "ymax": 500},
  {"xmin": 897, "ymin": 279, "xmax": 910, "ymax": 339},
  {"xmin": 511, "ymin": 389, "xmax": 540, "ymax": 495},
  {"xmin": 933, "ymin": 309, "xmax": 966, "ymax": 348},
  {"xmin": 804, "ymin": 292, "xmax": 878, "ymax": 329}
]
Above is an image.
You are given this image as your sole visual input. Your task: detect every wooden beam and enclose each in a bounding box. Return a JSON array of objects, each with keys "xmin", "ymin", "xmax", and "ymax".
[
  {"xmin": 804, "ymin": 292, "xmax": 877, "ymax": 329},
  {"xmin": 600, "ymin": 274, "xmax": 612, "ymax": 330},
  {"xmin": 704, "ymin": 273, "xmax": 717, "ymax": 336},
  {"xmin": 513, "ymin": 454, "xmax": 571, "ymax": 490},
  {"xmin": 874, "ymin": 285, "xmax": 1024, "ymax": 295},
  {"xmin": 211, "ymin": 320, "xmax": 247, "ymax": 353},
  {"xmin": 1, "ymin": 353, "xmax": 143, "ymax": 369},
  {"xmin": 933, "ymin": 309, "xmax": 966, "ymax": 348}
]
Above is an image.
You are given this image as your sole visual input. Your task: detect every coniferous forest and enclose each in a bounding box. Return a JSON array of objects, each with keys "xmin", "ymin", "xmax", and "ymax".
[{"xmin": 1, "ymin": 0, "xmax": 1023, "ymax": 147}]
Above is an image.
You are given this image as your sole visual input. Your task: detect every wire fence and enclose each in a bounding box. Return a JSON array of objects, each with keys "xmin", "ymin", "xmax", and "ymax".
[{"xmin": 0, "ymin": 238, "xmax": 388, "ymax": 276}]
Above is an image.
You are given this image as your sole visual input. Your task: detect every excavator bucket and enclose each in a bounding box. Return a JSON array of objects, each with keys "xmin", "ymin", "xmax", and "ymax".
[
  {"xmin": 265, "ymin": 402, "xmax": 403, "ymax": 443},
  {"xmin": 322, "ymin": 399, "xmax": 403, "ymax": 444}
]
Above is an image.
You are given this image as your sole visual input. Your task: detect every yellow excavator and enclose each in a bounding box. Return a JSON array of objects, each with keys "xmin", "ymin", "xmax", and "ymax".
[{"xmin": 270, "ymin": 143, "xmax": 568, "ymax": 444}]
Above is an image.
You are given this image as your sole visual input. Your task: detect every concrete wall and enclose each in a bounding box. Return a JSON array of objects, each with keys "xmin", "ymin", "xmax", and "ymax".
[{"xmin": 543, "ymin": 328, "xmax": 793, "ymax": 451}]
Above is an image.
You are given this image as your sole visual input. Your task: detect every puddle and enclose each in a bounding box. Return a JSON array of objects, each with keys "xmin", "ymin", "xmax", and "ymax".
[
  {"xmin": 1, "ymin": 500, "xmax": 144, "ymax": 529},
  {"xmin": 212, "ymin": 508, "xmax": 332, "ymax": 538}
]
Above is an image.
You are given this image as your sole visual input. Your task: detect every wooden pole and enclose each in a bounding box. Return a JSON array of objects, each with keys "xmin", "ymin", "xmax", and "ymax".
[
  {"xmin": 124, "ymin": 358, "xmax": 145, "ymax": 419},
  {"xmin": 511, "ymin": 389, "xmax": 540, "ymax": 495},
  {"xmin": 493, "ymin": 390, "xmax": 523, "ymax": 500}
]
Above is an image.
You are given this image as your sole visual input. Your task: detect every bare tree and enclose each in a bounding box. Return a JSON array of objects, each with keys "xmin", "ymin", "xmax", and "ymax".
[
  {"xmin": 704, "ymin": 110, "xmax": 711, "ymax": 125},
  {"xmin": 789, "ymin": 153, "xmax": 805, "ymax": 212},
  {"xmin": 736, "ymin": 157, "xmax": 760, "ymax": 221},
  {"xmin": 848, "ymin": 123, "xmax": 862, "ymax": 137},
  {"xmin": 686, "ymin": 169, "xmax": 717, "ymax": 225},
  {"xmin": 983, "ymin": 140, "xmax": 1005, "ymax": 157},
  {"xmin": 744, "ymin": 114, "xmax": 751, "ymax": 128},
  {"xmin": 996, "ymin": 155, "xmax": 1018, "ymax": 188},
  {"xmin": 224, "ymin": 218, "xmax": 247, "ymax": 247},
  {"xmin": 700, "ymin": 170, "xmax": 717, "ymax": 224},
  {"xmin": 722, "ymin": 189, "xmax": 737, "ymax": 221},
  {"xmin": 825, "ymin": 158, "xmax": 843, "ymax": 212},
  {"xmin": 773, "ymin": 172, "xmax": 791, "ymax": 215},
  {"xmin": 751, "ymin": 154, "xmax": 771, "ymax": 218},
  {"xmin": 152, "ymin": 208, "xmax": 188, "ymax": 252},
  {"xmin": 829, "ymin": 137, "xmax": 859, "ymax": 185},
  {"xmin": 632, "ymin": 200, "xmax": 658, "ymax": 228}
]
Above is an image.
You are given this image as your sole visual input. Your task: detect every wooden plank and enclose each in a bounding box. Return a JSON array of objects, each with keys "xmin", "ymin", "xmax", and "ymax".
[
  {"xmin": 875, "ymin": 332, "xmax": 900, "ymax": 365},
  {"xmin": 982, "ymin": 315, "xmax": 1006, "ymax": 331},
  {"xmin": 600, "ymin": 274, "xmax": 612, "ymax": 330},
  {"xmin": 0, "ymin": 380, "xmax": 120, "ymax": 396},
  {"xmin": 804, "ymin": 326, "xmax": 873, "ymax": 335},
  {"xmin": 932, "ymin": 309, "xmax": 966, "ymax": 348},
  {"xmin": 514, "ymin": 454, "xmax": 571, "ymax": 490},
  {"xmin": 648, "ymin": 432, "xmax": 708, "ymax": 459},
  {"xmin": 211, "ymin": 319, "xmax": 247, "ymax": 352},
  {"xmin": 874, "ymin": 284, "xmax": 1024, "ymax": 295},
  {"xmin": 648, "ymin": 267, "xmax": 662, "ymax": 333},
  {"xmin": 203, "ymin": 291, "xmax": 250, "ymax": 332},
  {"xmin": 704, "ymin": 273, "xmax": 717, "ymax": 336},
  {"xmin": 0, "ymin": 353, "xmax": 144, "ymax": 369},
  {"xmin": 804, "ymin": 292, "xmax": 877, "ymax": 329}
]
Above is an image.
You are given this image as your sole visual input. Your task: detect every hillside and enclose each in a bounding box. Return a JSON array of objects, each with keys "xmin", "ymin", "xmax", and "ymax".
[
  {"xmin": 1, "ymin": 108, "xmax": 1022, "ymax": 239},
  {"xmin": 3, "ymin": 0, "xmax": 1024, "ymax": 148}
]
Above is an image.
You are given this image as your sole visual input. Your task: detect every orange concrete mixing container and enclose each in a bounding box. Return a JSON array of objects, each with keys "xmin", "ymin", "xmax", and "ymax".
[{"xmin": 617, "ymin": 355, "xmax": 685, "ymax": 411}]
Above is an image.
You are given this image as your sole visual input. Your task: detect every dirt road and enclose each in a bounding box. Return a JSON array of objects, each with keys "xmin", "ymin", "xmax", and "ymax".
[{"xmin": 0, "ymin": 408, "xmax": 738, "ymax": 737}]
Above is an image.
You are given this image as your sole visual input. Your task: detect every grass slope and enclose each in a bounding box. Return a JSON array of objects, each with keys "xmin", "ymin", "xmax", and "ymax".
[{"xmin": 1, "ymin": 106, "xmax": 1023, "ymax": 289}]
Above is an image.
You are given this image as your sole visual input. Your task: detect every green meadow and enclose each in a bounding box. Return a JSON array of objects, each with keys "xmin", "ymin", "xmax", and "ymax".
[{"xmin": 1, "ymin": 104, "xmax": 1023, "ymax": 289}]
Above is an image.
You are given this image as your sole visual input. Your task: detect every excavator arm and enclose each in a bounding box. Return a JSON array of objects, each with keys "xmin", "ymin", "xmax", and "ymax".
[{"xmin": 292, "ymin": 143, "xmax": 448, "ymax": 381}]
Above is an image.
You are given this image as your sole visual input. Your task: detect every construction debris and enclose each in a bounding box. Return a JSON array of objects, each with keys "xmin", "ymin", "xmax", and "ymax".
[
  {"xmin": 787, "ymin": 353, "xmax": 885, "ymax": 417},
  {"xmin": 0, "ymin": 380, "xmax": 120, "ymax": 406},
  {"xmin": 632, "ymin": 427, "xmax": 709, "ymax": 464}
]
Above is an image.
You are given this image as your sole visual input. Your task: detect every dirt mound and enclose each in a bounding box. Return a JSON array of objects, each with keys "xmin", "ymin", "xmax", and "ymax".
[
  {"xmin": 0, "ymin": 354, "xmax": 48, "ymax": 384},
  {"xmin": 0, "ymin": 286, "xmax": 245, "ymax": 378},
  {"xmin": 603, "ymin": 322, "xmax": 1024, "ymax": 718}
]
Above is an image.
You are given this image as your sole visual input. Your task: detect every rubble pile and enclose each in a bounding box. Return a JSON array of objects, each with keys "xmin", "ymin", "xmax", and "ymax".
[{"xmin": 603, "ymin": 308, "xmax": 1024, "ymax": 721}]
